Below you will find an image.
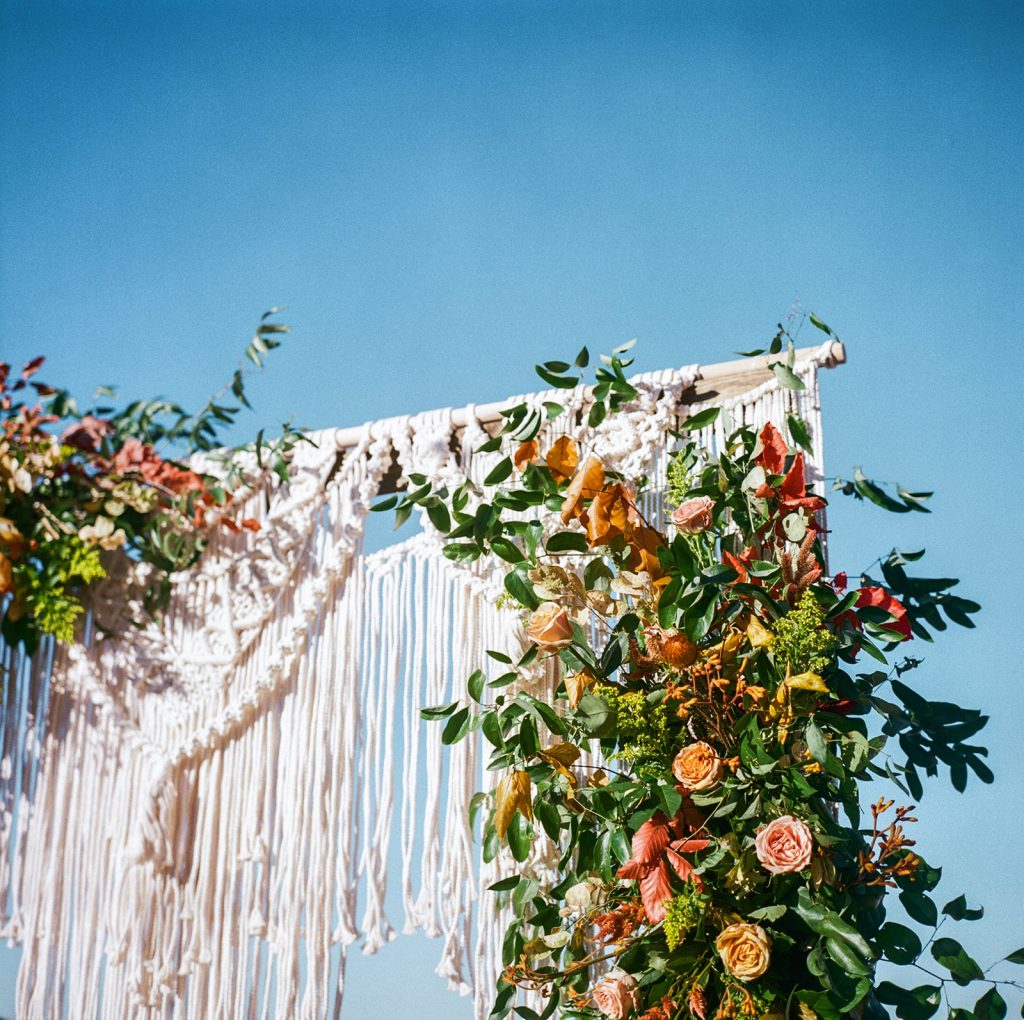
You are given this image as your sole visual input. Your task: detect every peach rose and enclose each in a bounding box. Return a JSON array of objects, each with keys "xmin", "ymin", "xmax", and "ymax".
[
  {"xmin": 755, "ymin": 815, "xmax": 813, "ymax": 874},
  {"xmin": 672, "ymin": 741, "xmax": 722, "ymax": 791},
  {"xmin": 592, "ymin": 970, "xmax": 640, "ymax": 1019},
  {"xmin": 671, "ymin": 497, "xmax": 714, "ymax": 534},
  {"xmin": 716, "ymin": 922, "xmax": 771, "ymax": 982},
  {"xmin": 525, "ymin": 602, "xmax": 573, "ymax": 650}
]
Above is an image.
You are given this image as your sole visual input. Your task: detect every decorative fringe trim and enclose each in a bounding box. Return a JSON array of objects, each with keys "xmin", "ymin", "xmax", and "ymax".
[{"xmin": 0, "ymin": 348, "xmax": 831, "ymax": 1018}]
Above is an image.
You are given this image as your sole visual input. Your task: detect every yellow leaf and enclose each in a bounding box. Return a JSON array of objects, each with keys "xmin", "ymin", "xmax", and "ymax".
[
  {"xmin": 746, "ymin": 616, "xmax": 774, "ymax": 649},
  {"xmin": 545, "ymin": 436, "xmax": 579, "ymax": 484},
  {"xmin": 539, "ymin": 742, "xmax": 581, "ymax": 769},
  {"xmin": 785, "ymin": 671, "xmax": 829, "ymax": 693},
  {"xmin": 494, "ymin": 770, "xmax": 532, "ymax": 839},
  {"xmin": 564, "ymin": 669, "xmax": 595, "ymax": 708}
]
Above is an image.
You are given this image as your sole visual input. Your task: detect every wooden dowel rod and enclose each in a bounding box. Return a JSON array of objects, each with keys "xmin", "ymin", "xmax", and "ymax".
[{"xmin": 329, "ymin": 339, "xmax": 845, "ymax": 451}]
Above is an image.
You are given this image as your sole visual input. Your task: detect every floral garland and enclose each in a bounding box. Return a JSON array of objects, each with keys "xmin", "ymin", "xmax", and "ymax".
[
  {"xmin": 386, "ymin": 328, "xmax": 1022, "ymax": 1020},
  {"xmin": 0, "ymin": 310, "xmax": 299, "ymax": 655}
]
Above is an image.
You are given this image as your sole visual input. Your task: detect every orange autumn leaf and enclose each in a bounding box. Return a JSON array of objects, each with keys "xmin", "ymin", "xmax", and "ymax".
[
  {"xmin": 514, "ymin": 439, "xmax": 540, "ymax": 472},
  {"xmin": 565, "ymin": 668, "xmax": 596, "ymax": 708},
  {"xmin": 561, "ymin": 454, "xmax": 604, "ymax": 524},
  {"xmin": 545, "ymin": 435, "xmax": 579, "ymax": 483},
  {"xmin": 628, "ymin": 523, "xmax": 668, "ymax": 581},
  {"xmin": 584, "ymin": 483, "xmax": 635, "ymax": 546}
]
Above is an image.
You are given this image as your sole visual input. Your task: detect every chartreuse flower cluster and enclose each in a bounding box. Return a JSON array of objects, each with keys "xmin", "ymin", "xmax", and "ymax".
[{"xmin": 396, "ymin": 325, "xmax": 1014, "ymax": 1020}]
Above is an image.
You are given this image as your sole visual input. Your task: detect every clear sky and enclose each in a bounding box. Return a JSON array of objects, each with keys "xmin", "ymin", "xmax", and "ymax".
[{"xmin": 1, "ymin": 1, "xmax": 1022, "ymax": 1017}]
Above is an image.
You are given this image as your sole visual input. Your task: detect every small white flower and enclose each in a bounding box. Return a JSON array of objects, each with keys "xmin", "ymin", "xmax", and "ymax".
[{"xmin": 541, "ymin": 930, "xmax": 570, "ymax": 949}]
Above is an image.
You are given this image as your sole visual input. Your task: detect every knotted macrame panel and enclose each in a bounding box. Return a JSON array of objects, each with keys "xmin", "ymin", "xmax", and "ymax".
[{"xmin": 0, "ymin": 345, "xmax": 835, "ymax": 1019}]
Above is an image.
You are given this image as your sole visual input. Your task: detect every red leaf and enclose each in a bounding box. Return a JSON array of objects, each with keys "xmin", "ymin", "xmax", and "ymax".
[
  {"xmin": 666, "ymin": 839, "xmax": 706, "ymax": 890},
  {"xmin": 628, "ymin": 813, "xmax": 671, "ymax": 867},
  {"xmin": 779, "ymin": 452, "xmax": 807, "ymax": 500},
  {"xmin": 240, "ymin": 517, "xmax": 261, "ymax": 532},
  {"xmin": 640, "ymin": 862, "xmax": 673, "ymax": 923},
  {"xmin": 756, "ymin": 423, "xmax": 787, "ymax": 474}
]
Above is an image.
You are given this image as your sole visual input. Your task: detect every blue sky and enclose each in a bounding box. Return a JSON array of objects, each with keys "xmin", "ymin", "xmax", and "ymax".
[{"xmin": 1, "ymin": 1, "xmax": 1022, "ymax": 1016}]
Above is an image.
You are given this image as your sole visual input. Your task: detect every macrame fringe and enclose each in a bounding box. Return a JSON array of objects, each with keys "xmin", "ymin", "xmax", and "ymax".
[{"xmin": 0, "ymin": 347, "xmax": 831, "ymax": 1018}]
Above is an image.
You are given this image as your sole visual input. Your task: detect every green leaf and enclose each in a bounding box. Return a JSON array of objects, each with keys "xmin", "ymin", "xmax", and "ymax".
[
  {"xmin": 748, "ymin": 904, "xmax": 787, "ymax": 922},
  {"xmin": 806, "ymin": 720, "xmax": 828, "ymax": 765},
  {"xmin": 468, "ymin": 670, "xmax": 487, "ymax": 703},
  {"xmin": 876, "ymin": 921, "xmax": 922, "ymax": 965},
  {"xmin": 931, "ymin": 937, "xmax": 984, "ymax": 985},
  {"xmin": 809, "ymin": 313, "xmax": 833, "ymax": 335},
  {"xmin": 420, "ymin": 702, "xmax": 458, "ymax": 720},
  {"xmin": 488, "ymin": 875, "xmax": 521, "ymax": 892},
  {"xmin": 826, "ymin": 935, "xmax": 872, "ymax": 976},
  {"xmin": 900, "ymin": 888, "xmax": 939, "ymax": 927},
  {"xmin": 441, "ymin": 706, "xmax": 471, "ymax": 745},
  {"xmin": 588, "ymin": 400, "xmax": 607, "ymax": 428},
  {"xmin": 576, "ymin": 692, "xmax": 615, "ymax": 737},
  {"xmin": 1004, "ymin": 947, "xmax": 1024, "ymax": 965},
  {"xmin": 574, "ymin": 346, "xmax": 590, "ymax": 368},
  {"xmin": 679, "ymin": 406, "xmax": 721, "ymax": 432},
  {"xmin": 490, "ymin": 537, "xmax": 525, "ymax": 564},
  {"xmin": 942, "ymin": 893, "xmax": 984, "ymax": 922},
  {"xmin": 975, "ymin": 988, "xmax": 1007, "ymax": 1020},
  {"xmin": 787, "ymin": 413, "xmax": 813, "ymax": 453},
  {"xmin": 535, "ymin": 366, "xmax": 579, "ymax": 389},
  {"xmin": 875, "ymin": 983, "xmax": 942, "ymax": 1020},
  {"xmin": 535, "ymin": 798, "xmax": 561, "ymax": 841},
  {"xmin": 485, "ymin": 458, "xmax": 514, "ymax": 485},
  {"xmin": 426, "ymin": 501, "xmax": 451, "ymax": 533},
  {"xmin": 443, "ymin": 542, "xmax": 481, "ymax": 563},
  {"xmin": 506, "ymin": 813, "xmax": 532, "ymax": 861},
  {"xmin": 771, "ymin": 362, "xmax": 806, "ymax": 390},
  {"xmin": 504, "ymin": 571, "xmax": 540, "ymax": 611},
  {"xmin": 546, "ymin": 532, "xmax": 589, "ymax": 554}
]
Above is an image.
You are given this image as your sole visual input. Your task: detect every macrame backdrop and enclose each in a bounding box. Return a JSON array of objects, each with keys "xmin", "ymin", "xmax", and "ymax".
[{"xmin": 0, "ymin": 344, "xmax": 839, "ymax": 1019}]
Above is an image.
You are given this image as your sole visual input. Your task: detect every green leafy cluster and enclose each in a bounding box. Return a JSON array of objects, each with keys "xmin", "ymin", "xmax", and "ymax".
[{"xmin": 773, "ymin": 589, "xmax": 837, "ymax": 674}]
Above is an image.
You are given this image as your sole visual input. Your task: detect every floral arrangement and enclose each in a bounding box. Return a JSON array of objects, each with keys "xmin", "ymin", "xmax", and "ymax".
[
  {"xmin": 385, "ymin": 325, "xmax": 1021, "ymax": 1020},
  {"xmin": 0, "ymin": 311, "xmax": 299, "ymax": 655}
]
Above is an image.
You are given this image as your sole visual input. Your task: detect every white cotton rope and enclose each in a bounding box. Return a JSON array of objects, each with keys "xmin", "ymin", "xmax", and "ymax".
[{"xmin": 0, "ymin": 345, "xmax": 834, "ymax": 1019}]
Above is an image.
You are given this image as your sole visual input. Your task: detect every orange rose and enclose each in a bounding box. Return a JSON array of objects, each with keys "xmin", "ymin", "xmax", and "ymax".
[
  {"xmin": 672, "ymin": 741, "xmax": 722, "ymax": 792},
  {"xmin": 716, "ymin": 922, "xmax": 771, "ymax": 982},
  {"xmin": 592, "ymin": 971, "xmax": 640, "ymax": 1019},
  {"xmin": 755, "ymin": 815, "xmax": 813, "ymax": 874},
  {"xmin": 525, "ymin": 602, "xmax": 573, "ymax": 650}
]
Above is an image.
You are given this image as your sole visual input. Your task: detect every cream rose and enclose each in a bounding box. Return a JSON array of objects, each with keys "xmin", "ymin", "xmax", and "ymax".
[
  {"xmin": 671, "ymin": 496, "xmax": 714, "ymax": 534},
  {"xmin": 592, "ymin": 970, "xmax": 640, "ymax": 1019},
  {"xmin": 672, "ymin": 741, "xmax": 723, "ymax": 791},
  {"xmin": 716, "ymin": 922, "xmax": 772, "ymax": 982},
  {"xmin": 755, "ymin": 815, "xmax": 814, "ymax": 875},
  {"xmin": 525, "ymin": 601, "xmax": 573, "ymax": 650}
]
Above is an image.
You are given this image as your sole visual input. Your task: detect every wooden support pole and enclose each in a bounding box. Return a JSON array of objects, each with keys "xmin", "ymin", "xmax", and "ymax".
[{"xmin": 330, "ymin": 339, "xmax": 846, "ymax": 493}]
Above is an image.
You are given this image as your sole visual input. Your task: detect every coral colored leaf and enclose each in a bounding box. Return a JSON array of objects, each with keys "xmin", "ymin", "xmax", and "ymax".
[
  {"xmin": 627, "ymin": 814, "xmax": 671, "ymax": 867},
  {"xmin": 585, "ymin": 484, "xmax": 634, "ymax": 546},
  {"xmin": 545, "ymin": 436, "xmax": 579, "ymax": 483},
  {"xmin": 640, "ymin": 862, "xmax": 673, "ymax": 923},
  {"xmin": 757, "ymin": 422, "xmax": 788, "ymax": 474}
]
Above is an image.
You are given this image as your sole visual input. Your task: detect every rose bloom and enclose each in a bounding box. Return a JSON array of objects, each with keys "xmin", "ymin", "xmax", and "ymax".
[
  {"xmin": 755, "ymin": 815, "xmax": 814, "ymax": 875},
  {"xmin": 592, "ymin": 970, "xmax": 640, "ymax": 1019},
  {"xmin": 525, "ymin": 602, "xmax": 573, "ymax": 650},
  {"xmin": 672, "ymin": 741, "xmax": 722, "ymax": 791},
  {"xmin": 716, "ymin": 922, "xmax": 772, "ymax": 982},
  {"xmin": 671, "ymin": 496, "xmax": 714, "ymax": 534}
]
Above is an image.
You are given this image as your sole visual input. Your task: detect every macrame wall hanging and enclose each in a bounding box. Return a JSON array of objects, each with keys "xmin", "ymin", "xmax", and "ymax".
[{"xmin": 0, "ymin": 341, "xmax": 844, "ymax": 1020}]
